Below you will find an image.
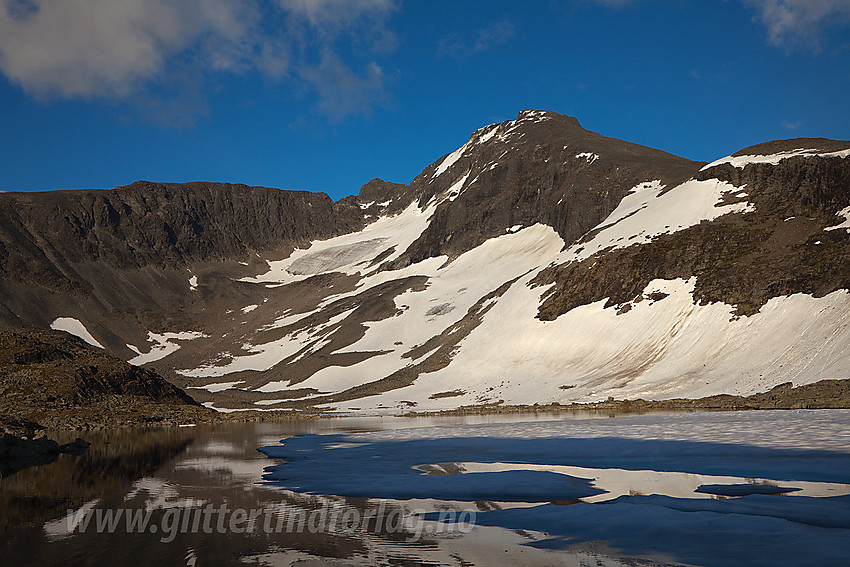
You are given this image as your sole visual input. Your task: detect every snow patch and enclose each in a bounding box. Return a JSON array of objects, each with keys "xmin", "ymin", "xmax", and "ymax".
[
  {"xmin": 702, "ymin": 148, "xmax": 850, "ymax": 170},
  {"xmin": 517, "ymin": 110, "xmax": 551, "ymax": 123},
  {"xmin": 555, "ymin": 178, "xmax": 753, "ymax": 264},
  {"xmin": 127, "ymin": 331, "xmax": 208, "ymax": 366},
  {"xmin": 575, "ymin": 152, "xmax": 599, "ymax": 165},
  {"xmin": 442, "ymin": 171, "xmax": 470, "ymax": 202},
  {"xmin": 188, "ymin": 275, "xmax": 198, "ymax": 291},
  {"xmin": 432, "ymin": 141, "xmax": 470, "ymax": 178},
  {"xmin": 50, "ymin": 317, "xmax": 104, "ymax": 349},
  {"xmin": 825, "ymin": 206, "xmax": 850, "ymax": 232},
  {"xmin": 189, "ymin": 381, "xmax": 246, "ymax": 393},
  {"xmin": 261, "ymin": 309, "xmax": 315, "ymax": 331},
  {"xmin": 474, "ymin": 124, "xmax": 499, "ymax": 146},
  {"xmin": 242, "ymin": 201, "xmax": 437, "ymax": 286}
]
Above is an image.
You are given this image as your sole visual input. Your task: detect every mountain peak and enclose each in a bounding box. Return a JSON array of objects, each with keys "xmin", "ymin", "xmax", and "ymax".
[
  {"xmin": 516, "ymin": 109, "xmax": 582, "ymax": 129},
  {"xmin": 2, "ymin": 114, "xmax": 849, "ymax": 415}
]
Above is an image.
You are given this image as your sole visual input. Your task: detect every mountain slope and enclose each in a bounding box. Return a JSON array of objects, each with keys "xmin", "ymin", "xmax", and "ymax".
[
  {"xmin": 0, "ymin": 181, "xmax": 366, "ymax": 353},
  {"xmin": 1, "ymin": 111, "xmax": 848, "ymax": 414},
  {"xmin": 0, "ymin": 330, "xmax": 210, "ymax": 428}
]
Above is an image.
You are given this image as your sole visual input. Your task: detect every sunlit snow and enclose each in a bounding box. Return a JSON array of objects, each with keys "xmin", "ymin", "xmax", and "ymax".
[
  {"xmin": 50, "ymin": 317, "xmax": 104, "ymax": 349},
  {"xmin": 826, "ymin": 206, "xmax": 850, "ymax": 232},
  {"xmin": 554, "ymin": 178, "xmax": 754, "ymax": 265},
  {"xmin": 127, "ymin": 331, "xmax": 208, "ymax": 365},
  {"xmin": 575, "ymin": 152, "xmax": 599, "ymax": 164},
  {"xmin": 701, "ymin": 148, "xmax": 850, "ymax": 170}
]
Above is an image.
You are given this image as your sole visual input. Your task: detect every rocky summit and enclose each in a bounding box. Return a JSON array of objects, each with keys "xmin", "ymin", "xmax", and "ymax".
[{"xmin": 1, "ymin": 110, "xmax": 848, "ymax": 415}]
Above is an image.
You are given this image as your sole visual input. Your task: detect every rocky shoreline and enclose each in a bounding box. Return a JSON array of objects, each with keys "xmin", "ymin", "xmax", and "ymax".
[
  {"xmin": 407, "ymin": 379, "xmax": 850, "ymax": 417},
  {"xmin": 0, "ymin": 418, "xmax": 90, "ymax": 477}
]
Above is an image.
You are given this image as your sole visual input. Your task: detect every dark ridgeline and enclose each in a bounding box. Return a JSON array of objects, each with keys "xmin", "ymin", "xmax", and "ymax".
[{"xmin": 0, "ymin": 110, "xmax": 846, "ymax": 413}]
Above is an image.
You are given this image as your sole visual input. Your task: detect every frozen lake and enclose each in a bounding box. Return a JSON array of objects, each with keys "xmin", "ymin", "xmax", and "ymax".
[{"xmin": 2, "ymin": 409, "xmax": 849, "ymax": 566}]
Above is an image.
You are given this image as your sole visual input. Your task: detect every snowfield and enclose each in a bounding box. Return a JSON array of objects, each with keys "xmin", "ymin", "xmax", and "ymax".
[
  {"xmin": 357, "ymin": 279, "xmax": 850, "ymax": 412},
  {"xmin": 91, "ymin": 134, "xmax": 849, "ymax": 414},
  {"xmin": 701, "ymin": 147, "xmax": 850, "ymax": 170},
  {"xmin": 170, "ymin": 158, "xmax": 850, "ymax": 412},
  {"xmin": 240, "ymin": 200, "xmax": 437, "ymax": 286},
  {"xmin": 50, "ymin": 317, "xmax": 104, "ymax": 349},
  {"xmin": 127, "ymin": 331, "xmax": 208, "ymax": 366},
  {"xmin": 554, "ymin": 178, "xmax": 755, "ymax": 265}
]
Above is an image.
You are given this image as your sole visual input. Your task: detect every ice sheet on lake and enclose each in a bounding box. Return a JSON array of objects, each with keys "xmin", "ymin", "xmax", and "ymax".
[
  {"xmin": 262, "ymin": 412, "xmax": 850, "ymax": 501},
  {"xmin": 469, "ymin": 495, "xmax": 850, "ymax": 566},
  {"xmin": 260, "ymin": 411, "xmax": 850, "ymax": 567}
]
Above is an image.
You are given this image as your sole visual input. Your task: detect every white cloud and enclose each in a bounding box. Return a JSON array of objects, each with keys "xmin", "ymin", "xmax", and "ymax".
[
  {"xmin": 0, "ymin": 0, "xmax": 265, "ymax": 98},
  {"xmin": 279, "ymin": 0, "xmax": 395, "ymax": 29},
  {"xmin": 587, "ymin": 0, "xmax": 850, "ymax": 52},
  {"xmin": 438, "ymin": 20, "xmax": 515, "ymax": 59},
  {"xmin": 0, "ymin": 0, "xmax": 396, "ymax": 119},
  {"xmin": 745, "ymin": 0, "xmax": 850, "ymax": 51},
  {"xmin": 301, "ymin": 55, "xmax": 386, "ymax": 121}
]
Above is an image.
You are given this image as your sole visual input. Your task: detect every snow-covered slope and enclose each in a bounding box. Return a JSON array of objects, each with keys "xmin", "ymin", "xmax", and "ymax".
[{"xmin": 3, "ymin": 111, "xmax": 849, "ymax": 413}]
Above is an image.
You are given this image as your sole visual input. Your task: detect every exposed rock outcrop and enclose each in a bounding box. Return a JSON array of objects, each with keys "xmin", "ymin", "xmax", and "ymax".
[
  {"xmin": 0, "ymin": 113, "xmax": 848, "ymax": 413},
  {"xmin": 0, "ymin": 330, "xmax": 210, "ymax": 429}
]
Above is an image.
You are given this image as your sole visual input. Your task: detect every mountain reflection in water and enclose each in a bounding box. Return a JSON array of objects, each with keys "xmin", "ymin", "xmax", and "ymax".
[{"xmin": 1, "ymin": 410, "xmax": 849, "ymax": 566}]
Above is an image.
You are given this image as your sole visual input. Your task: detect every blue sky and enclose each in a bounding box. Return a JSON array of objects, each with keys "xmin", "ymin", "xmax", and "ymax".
[{"xmin": 1, "ymin": 0, "xmax": 849, "ymax": 199}]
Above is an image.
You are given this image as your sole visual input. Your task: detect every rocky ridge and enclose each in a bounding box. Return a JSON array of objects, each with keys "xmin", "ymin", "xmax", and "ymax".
[
  {"xmin": 0, "ymin": 111, "xmax": 848, "ymax": 414},
  {"xmin": 0, "ymin": 330, "xmax": 211, "ymax": 428}
]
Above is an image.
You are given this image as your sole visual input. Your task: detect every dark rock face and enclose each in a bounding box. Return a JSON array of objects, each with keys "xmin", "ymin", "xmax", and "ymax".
[
  {"xmin": 0, "ymin": 330, "xmax": 209, "ymax": 428},
  {"xmin": 0, "ymin": 181, "xmax": 370, "ymax": 348},
  {"xmin": 0, "ymin": 181, "xmax": 365, "ymax": 292},
  {"xmin": 536, "ymin": 153, "xmax": 850, "ymax": 319},
  {"xmin": 0, "ymin": 111, "xmax": 847, "ymax": 412},
  {"xmin": 393, "ymin": 111, "xmax": 701, "ymax": 266},
  {"xmin": 732, "ymin": 138, "xmax": 850, "ymax": 156}
]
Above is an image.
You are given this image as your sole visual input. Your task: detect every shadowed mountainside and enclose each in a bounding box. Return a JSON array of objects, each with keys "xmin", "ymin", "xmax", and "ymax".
[{"xmin": 0, "ymin": 111, "xmax": 848, "ymax": 414}]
